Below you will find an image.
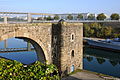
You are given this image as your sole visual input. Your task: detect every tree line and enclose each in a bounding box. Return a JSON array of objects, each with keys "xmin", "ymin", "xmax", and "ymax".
[
  {"xmin": 37, "ymin": 13, "xmax": 120, "ymax": 20},
  {"xmin": 83, "ymin": 23, "xmax": 120, "ymax": 38}
]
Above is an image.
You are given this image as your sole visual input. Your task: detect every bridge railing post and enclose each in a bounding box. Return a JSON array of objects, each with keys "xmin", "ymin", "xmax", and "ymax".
[
  {"xmin": 4, "ymin": 16, "xmax": 8, "ymax": 24},
  {"xmin": 27, "ymin": 13, "xmax": 32, "ymax": 23}
]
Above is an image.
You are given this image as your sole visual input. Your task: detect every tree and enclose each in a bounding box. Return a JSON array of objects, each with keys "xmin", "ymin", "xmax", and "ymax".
[
  {"xmin": 37, "ymin": 17, "xmax": 43, "ymax": 20},
  {"xmin": 46, "ymin": 16, "xmax": 52, "ymax": 20},
  {"xmin": 97, "ymin": 13, "xmax": 106, "ymax": 20},
  {"xmin": 102, "ymin": 26, "xmax": 112, "ymax": 38},
  {"xmin": 110, "ymin": 13, "xmax": 119, "ymax": 20},
  {"xmin": 54, "ymin": 15, "xmax": 59, "ymax": 20},
  {"xmin": 83, "ymin": 24, "xmax": 91, "ymax": 37},
  {"xmin": 44, "ymin": 17, "xmax": 47, "ymax": 20},
  {"xmin": 88, "ymin": 14, "xmax": 95, "ymax": 20},
  {"xmin": 77, "ymin": 14, "xmax": 83, "ymax": 20},
  {"xmin": 67, "ymin": 14, "xmax": 73, "ymax": 20}
]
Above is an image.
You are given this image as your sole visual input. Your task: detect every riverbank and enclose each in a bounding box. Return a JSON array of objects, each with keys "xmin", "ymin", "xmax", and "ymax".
[
  {"xmin": 83, "ymin": 37, "xmax": 120, "ymax": 52},
  {"xmin": 62, "ymin": 69, "xmax": 120, "ymax": 80},
  {"xmin": 83, "ymin": 37, "xmax": 105, "ymax": 45}
]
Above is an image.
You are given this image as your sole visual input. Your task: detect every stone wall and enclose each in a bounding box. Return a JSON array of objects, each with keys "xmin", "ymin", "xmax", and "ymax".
[
  {"xmin": 60, "ymin": 22, "xmax": 83, "ymax": 76},
  {"xmin": 52, "ymin": 21, "xmax": 83, "ymax": 76}
]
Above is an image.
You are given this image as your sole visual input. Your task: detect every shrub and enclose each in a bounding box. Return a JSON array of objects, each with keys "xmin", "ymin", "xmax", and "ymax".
[{"xmin": 0, "ymin": 58, "xmax": 60, "ymax": 80}]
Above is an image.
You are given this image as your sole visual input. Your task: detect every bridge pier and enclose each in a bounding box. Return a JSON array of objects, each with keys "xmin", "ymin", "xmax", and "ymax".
[
  {"xmin": 27, "ymin": 13, "xmax": 32, "ymax": 23},
  {"xmin": 27, "ymin": 41, "xmax": 31, "ymax": 51},
  {"xmin": 4, "ymin": 40, "xmax": 7, "ymax": 48},
  {"xmin": 4, "ymin": 16, "xmax": 7, "ymax": 24}
]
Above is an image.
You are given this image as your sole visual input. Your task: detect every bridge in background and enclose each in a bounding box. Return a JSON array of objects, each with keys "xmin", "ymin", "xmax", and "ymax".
[
  {"xmin": 0, "ymin": 12, "xmax": 120, "ymax": 24},
  {"xmin": 0, "ymin": 47, "xmax": 34, "ymax": 53}
]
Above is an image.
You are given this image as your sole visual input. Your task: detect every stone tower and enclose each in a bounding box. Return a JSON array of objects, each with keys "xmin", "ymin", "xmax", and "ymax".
[{"xmin": 52, "ymin": 21, "xmax": 83, "ymax": 76}]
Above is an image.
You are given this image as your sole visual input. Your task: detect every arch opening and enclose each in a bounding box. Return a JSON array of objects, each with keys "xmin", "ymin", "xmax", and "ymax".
[
  {"xmin": 15, "ymin": 37, "xmax": 46, "ymax": 64},
  {"xmin": 0, "ymin": 37, "xmax": 46, "ymax": 64}
]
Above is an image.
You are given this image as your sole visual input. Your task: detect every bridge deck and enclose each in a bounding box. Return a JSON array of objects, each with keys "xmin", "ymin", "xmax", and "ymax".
[
  {"xmin": 0, "ymin": 48, "xmax": 34, "ymax": 53},
  {"xmin": 0, "ymin": 20, "xmax": 120, "ymax": 24}
]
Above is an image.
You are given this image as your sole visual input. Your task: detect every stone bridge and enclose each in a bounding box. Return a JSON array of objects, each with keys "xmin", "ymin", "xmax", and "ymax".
[{"xmin": 0, "ymin": 21, "xmax": 83, "ymax": 76}]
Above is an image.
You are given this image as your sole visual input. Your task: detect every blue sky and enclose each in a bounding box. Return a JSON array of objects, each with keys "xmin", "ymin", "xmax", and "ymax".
[{"xmin": 0, "ymin": 0, "xmax": 120, "ymax": 15}]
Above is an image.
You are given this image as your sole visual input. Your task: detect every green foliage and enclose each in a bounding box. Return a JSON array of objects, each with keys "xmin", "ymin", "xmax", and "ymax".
[
  {"xmin": 67, "ymin": 14, "xmax": 73, "ymax": 20},
  {"xmin": 46, "ymin": 16, "xmax": 53, "ymax": 20},
  {"xmin": 97, "ymin": 13, "xmax": 106, "ymax": 20},
  {"xmin": 0, "ymin": 58, "xmax": 60, "ymax": 80},
  {"xmin": 44, "ymin": 17, "xmax": 47, "ymax": 20},
  {"xmin": 83, "ymin": 23, "xmax": 115, "ymax": 38},
  {"xmin": 110, "ymin": 13, "xmax": 119, "ymax": 20},
  {"xmin": 113, "ymin": 33, "xmax": 120, "ymax": 38},
  {"xmin": 77, "ymin": 14, "xmax": 83, "ymax": 20},
  {"xmin": 37, "ymin": 17, "xmax": 44, "ymax": 20},
  {"xmin": 54, "ymin": 15, "xmax": 59, "ymax": 20},
  {"xmin": 87, "ymin": 14, "xmax": 95, "ymax": 20}
]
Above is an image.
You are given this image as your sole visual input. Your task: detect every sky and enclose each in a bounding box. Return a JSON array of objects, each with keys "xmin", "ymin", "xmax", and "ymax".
[{"xmin": 0, "ymin": 0, "xmax": 120, "ymax": 15}]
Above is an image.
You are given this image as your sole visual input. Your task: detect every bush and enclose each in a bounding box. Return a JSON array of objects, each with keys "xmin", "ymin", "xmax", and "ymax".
[
  {"xmin": 83, "ymin": 23, "xmax": 115, "ymax": 38},
  {"xmin": 0, "ymin": 58, "xmax": 60, "ymax": 80}
]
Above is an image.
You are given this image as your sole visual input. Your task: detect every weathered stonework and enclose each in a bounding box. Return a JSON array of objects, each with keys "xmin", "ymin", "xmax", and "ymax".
[
  {"xmin": 52, "ymin": 21, "xmax": 83, "ymax": 76},
  {"xmin": 0, "ymin": 23, "xmax": 53, "ymax": 64},
  {"xmin": 0, "ymin": 22, "xmax": 83, "ymax": 76}
]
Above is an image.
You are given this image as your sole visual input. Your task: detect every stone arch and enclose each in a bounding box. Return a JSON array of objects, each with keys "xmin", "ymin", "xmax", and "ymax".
[{"xmin": 0, "ymin": 30, "xmax": 51, "ymax": 64}]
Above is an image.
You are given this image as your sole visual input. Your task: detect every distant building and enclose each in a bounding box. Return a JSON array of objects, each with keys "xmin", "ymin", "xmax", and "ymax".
[{"xmin": 104, "ymin": 14, "xmax": 110, "ymax": 20}]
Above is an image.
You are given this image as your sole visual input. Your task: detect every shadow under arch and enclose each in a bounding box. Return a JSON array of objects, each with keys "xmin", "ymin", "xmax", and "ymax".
[{"xmin": 16, "ymin": 37, "xmax": 46, "ymax": 63}]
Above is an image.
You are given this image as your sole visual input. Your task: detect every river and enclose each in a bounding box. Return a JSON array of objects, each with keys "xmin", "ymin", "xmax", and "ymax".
[{"xmin": 84, "ymin": 46, "xmax": 120, "ymax": 78}]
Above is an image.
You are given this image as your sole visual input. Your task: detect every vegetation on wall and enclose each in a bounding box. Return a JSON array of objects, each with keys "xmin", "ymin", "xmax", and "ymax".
[
  {"xmin": 0, "ymin": 58, "xmax": 60, "ymax": 80},
  {"xmin": 83, "ymin": 23, "xmax": 120, "ymax": 38}
]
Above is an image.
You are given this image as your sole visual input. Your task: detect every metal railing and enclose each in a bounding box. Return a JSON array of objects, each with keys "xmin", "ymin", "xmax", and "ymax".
[{"xmin": 0, "ymin": 19, "xmax": 120, "ymax": 24}]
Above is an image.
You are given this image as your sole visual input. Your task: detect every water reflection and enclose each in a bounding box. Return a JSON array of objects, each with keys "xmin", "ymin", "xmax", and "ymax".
[
  {"xmin": 84, "ymin": 46, "xmax": 120, "ymax": 66},
  {"xmin": 84, "ymin": 46, "xmax": 120, "ymax": 78},
  {"xmin": 86, "ymin": 56, "xmax": 93, "ymax": 62},
  {"xmin": 109, "ymin": 60, "xmax": 118, "ymax": 67},
  {"xmin": 96, "ymin": 58, "xmax": 105, "ymax": 64},
  {"xmin": 0, "ymin": 38, "xmax": 38, "ymax": 64}
]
